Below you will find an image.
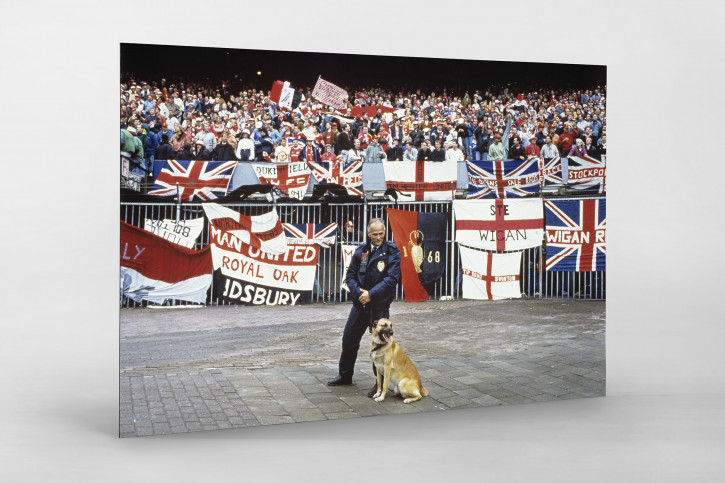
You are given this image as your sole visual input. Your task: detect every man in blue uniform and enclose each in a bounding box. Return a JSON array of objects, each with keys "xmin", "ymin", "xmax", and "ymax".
[{"xmin": 327, "ymin": 218, "xmax": 401, "ymax": 396}]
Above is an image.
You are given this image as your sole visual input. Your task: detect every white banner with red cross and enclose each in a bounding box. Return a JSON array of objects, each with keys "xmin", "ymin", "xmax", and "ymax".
[
  {"xmin": 453, "ymin": 199, "xmax": 544, "ymax": 251},
  {"xmin": 459, "ymin": 247, "xmax": 522, "ymax": 300},
  {"xmin": 382, "ymin": 159, "xmax": 457, "ymax": 201}
]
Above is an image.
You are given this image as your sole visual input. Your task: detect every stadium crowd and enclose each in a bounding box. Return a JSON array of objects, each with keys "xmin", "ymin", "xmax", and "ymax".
[{"xmin": 120, "ymin": 77, "xmax": 606, "ymax": 176}]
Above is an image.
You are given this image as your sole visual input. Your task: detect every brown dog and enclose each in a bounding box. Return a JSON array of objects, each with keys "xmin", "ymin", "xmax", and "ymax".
[{"xmin": 369, "ymin": 318, "xmax": 428, "ymax": 403}]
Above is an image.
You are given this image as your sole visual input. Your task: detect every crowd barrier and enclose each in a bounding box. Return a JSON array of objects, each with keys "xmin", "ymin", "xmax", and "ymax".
[{"xmin": 120, "ymin": 197, "xmax": 606, "ymax": 308}]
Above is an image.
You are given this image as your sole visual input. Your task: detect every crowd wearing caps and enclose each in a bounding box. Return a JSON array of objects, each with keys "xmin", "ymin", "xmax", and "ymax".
[{"xmin": 121, "ymin": 77, "xmax": 606, "ymax": 172}]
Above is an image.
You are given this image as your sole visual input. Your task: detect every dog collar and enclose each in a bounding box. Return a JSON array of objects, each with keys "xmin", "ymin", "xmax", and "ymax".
[{"xmin": 371, "ymin": 342, "xmax": 387, "ymax": 352}]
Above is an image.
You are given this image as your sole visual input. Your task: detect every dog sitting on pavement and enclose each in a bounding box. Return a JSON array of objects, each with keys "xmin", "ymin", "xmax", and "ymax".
[{"xmin": 369, "ymin": 318, "xmax": 428, "ymax": 403}]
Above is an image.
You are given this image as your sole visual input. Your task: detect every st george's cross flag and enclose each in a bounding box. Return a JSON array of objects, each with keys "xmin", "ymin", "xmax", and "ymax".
[
  {"xmin": 538, "ymin": 156, "xmax": 564, "ymax": 187},
  {"xmin": 283, "ymin": 223, "xmax": 338, "ymax": 248},
  {"xmin": 544, "ymin": 199, "xmax": 606, "ymax": 271},
  {"xmin": 202, "ymin": 203, "xmax": 287, "ymax": 255},
  {"xmin": 120, "ymin": 221, "xmax": 212, "ymax": 304},
  {"xmin": 453, "ymin": 199, "xmax": 544, "ymax": 251},
  {"xmin": 251, "ymin": 161, "xmax": 311, "ymax": 199},
  {"xmin": 566, "ymin": 155, "xmax": 606, "ymax": 193},
  {"xmin": 386, "ymin": 208, "xmax": 447, "ymax": 302},
  {"xmin": 383, "ymin": 160, "xmax": 457, "ymax": 201},
  {"xmin": 459, "ymin": 246, "xmax": 522, "ymax": 301},
  {"xmin": 270, "ymin": 80, "xmax": 303, "ymax": 109},
  {"xmin": 312, "ymin": 77, "xmax": 349, "ymax": 110},
  {"xmin": 306, "ymin": 159, "xmax": 364, "ymax": 196},
  {"xmin": 149, "ymin": 160, "xmax": 236, "ymax": 201},
  {"xmin": 466, "ymin": 159, "xmax": 540, "ymax": 198}
]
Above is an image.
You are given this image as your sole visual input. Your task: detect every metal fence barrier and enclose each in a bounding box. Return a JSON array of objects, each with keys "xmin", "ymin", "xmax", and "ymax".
[{"xmin": 120, "ymin": 197, "xmax": 605, "ymax": 308}]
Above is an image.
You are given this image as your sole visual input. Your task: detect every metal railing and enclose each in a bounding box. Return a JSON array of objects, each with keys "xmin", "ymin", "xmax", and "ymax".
[{"xmin": 120, "ymin": 197, "xmax": 605, "ymax": 307}]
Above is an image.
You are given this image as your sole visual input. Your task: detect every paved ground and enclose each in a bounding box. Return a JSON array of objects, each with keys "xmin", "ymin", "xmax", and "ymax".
[{"xmin": 119, "ymin": 299, "xmax": 605, "ymax": 437}]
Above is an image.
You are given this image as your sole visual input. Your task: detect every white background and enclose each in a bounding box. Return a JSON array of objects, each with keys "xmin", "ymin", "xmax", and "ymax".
[{"xmin": 2, "ymin": 1, "xmax": 724, "ymax": 481}]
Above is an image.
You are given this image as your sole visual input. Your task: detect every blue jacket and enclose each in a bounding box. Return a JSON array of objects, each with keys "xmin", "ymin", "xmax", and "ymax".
[{"xmin": 345, "ymin": 240, "xmax": 401, "ymax": 311}]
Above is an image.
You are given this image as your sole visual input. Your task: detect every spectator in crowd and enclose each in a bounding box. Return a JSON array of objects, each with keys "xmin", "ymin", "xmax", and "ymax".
[
  {"xmin": 192, "ymin": 139, "xmax": 212, "ymax": 160},
  {"xmin": 488, "ymin": 134, "xmax": 506, "ymax": 160},
  {"xmin": 403, "ymin": 140, "xmax": 418, "ymax": 161},
  {"xmin": 445, "ymin": 141, "xmax": 464, "ymax": 162},
  {"xmin": 509, "ymin": 136, "xmax": 526, "ymax": 161},
  {"xmin": 346, "ymin": 138, "xmax": 364, "ymax": 165},
  {"xmin": 121, "ymin": 126, "xmax": 145, "ymax": 171},
  {"xmin": 321, "ymin": 144, "xmax": 337, "ymax": 163},
  {"xmin": 431, "ymin": 140, "xmax": 446, "ymax": 161},
  {"xmin": 597, "ymin": 134, "xmax": 607, "ymax": 154},
  {"xmin": 390, "ymin": 119, "xmax": 405, "ymax": 143},
  {"xmin": 337, "ymin": 124, "xmax": 354, "ymax": 154},
  {"xmin": 155, "ymin": 134, "xmax": 175, "ymax": 160},
  {"xmin": 591, "ymin": 114, "xmax": 603, "ymax": 138},
  {"xmin": 175, "ymin": 142, "xmax": 194, "ymax": 160},
  {"xmin": 409, "ymin": 122, "xmax": 425, "ymax": 148},
  {"xmin": 300, "ymin": 137, "xmax": 322, "ymax": 164},
  {"xmin": 235, "ymin": 129, "xmax": 255, "ymax": 161},
  {"xmin": 525, "ymin": 136, "xmax": 541, "ymax": 159},
  {"xmin": 211, "ymin": 134, "xmax": 237, "ymax": 161},
  {"xmin": 254, "ymin": 127, "xmax": 275, "ymax": 161},
  {"xmin": 275, "ymin": 137, "xmax": 291, "ymax": 162},
  {"xmin": 568, "ymin": 138, "xmax": 587, "ymax": 157},
  {"xmin": 540, "ymin": 135, "xmax": 559, "ymax": 158},
  {"xmin": 473, "ymin": 122, "xmax": 489, "ymax": 161},
  {"xmin": 584, "ymin": 136, "xmax": 598, "ymax": 156},
  {"xmin": 170, "ymin": 124, "xmax": 192, "ymax": 155},
  {"xmin": 386, "ymin": 138, "xmax": 404, "ymax": 161},
  {"xmin": 558, "ymin": 123, "xmax": 578, "ymax": 154},
  {"xmin": 364, "ymin": 137, "xmax": 387, "ymax": 163},
  {"xmin": 158, "ymin": 123, "xmax": 175, "ymax": 144},
  {"xmin": 417, "ymin": 140, "xmax": 433, "ymax": 161},
  {"xmin": 193, "ymin": 121, "xmax": 217, "ymax": 153}
]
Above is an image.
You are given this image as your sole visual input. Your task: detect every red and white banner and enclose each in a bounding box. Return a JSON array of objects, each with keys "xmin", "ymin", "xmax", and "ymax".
[
  {"xmin": 312, "ymin": 77, "xmax": 349, "ymax": 110},
  {"xmin": 340, "ymin": 244, "xmax": 357, "ymax": 292},
  {"xmin": 209, "ymin": 220, "xmax": 319, "ymax": 306},
  {"xmin": 144, "ymin": 217, "xmax": 204, "ymax": 249},
  {"xmin": 202, "ymin": 203, "xmax": 287, "ymax": 255},
  {"xmin": 251, "ymin": 161, "xmax": 311, "ymax": 199},
  {"xmin": 270, "ymin": 80, "xmax": 302, "ymax": 109},
  {"xmin": 453, "ymin": 199, "xmax": 544, "ymax": 251},
  {"xmin": 459, "ymin": 247, "xmax": 522, "ymax": 301},
  {"xmin": 383, "ymin": 160, "xmax": 457, "ymax": 201},
  {"xmin": 351, "ymin": 105, "xmax": 397, "ymax": 119},
  {"xmin": 120, "ymin": 221, "xmax": 212, "ymax": 304}
]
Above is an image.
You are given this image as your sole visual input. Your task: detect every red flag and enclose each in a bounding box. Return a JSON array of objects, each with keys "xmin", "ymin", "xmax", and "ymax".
[
  {"xmin": 386, "ymin": 210, "xmax": 428, "ymax": 302},
  {"xmin": 386, "ymin": 209, "xmax": 447, "ymax": 302}
]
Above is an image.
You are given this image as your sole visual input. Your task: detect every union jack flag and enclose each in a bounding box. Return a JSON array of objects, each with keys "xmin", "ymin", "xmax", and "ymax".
[
  {"xmin": 538, "ymin": 156, "xmax": 564, "ymax": 187},
  {"xmin": 466, "ymin": 159, "xmax": 541, "ymax": 198},
  {"xmin": 544, "ymin": 199, "xmax": 606, "ymax": 272},
  {"xmin": 149, "ymin": 160, "xmax": 236, "ymax": 202},
  {"xmin": 567, "ymin": 155, "xmax": 606, "ymax": 193},
  {"xmin": 282, "ymin": 223, "xmax": 338, "ymax": 248},
  {"xmin": 306, "ymin": 160, "xmax": 364, "ymax": 197}
]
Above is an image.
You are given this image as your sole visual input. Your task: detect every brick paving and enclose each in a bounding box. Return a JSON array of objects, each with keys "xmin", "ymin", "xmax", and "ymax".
[{"xmin": 120, "ymin": 299, "xmax": 605, "ymax": 437}]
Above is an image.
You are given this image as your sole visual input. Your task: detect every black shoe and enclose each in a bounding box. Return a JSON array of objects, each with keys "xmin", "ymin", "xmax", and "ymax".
[
  {"xmin": 367, "ymin": 385, "xmax": 378, "ymax": 397},
  {"xmin": 327, "ymin": 375, "xmax": 353, "ymax": 386}
]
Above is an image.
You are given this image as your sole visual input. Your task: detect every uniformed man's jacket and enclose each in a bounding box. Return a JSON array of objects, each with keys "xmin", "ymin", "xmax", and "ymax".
[{"xmin": 345, "ymin": 240, "xmax": 401, "ymax": 310}]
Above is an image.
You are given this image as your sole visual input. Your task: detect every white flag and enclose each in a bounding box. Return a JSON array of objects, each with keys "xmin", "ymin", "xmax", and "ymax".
[{"xmin": 460, "ymin": 246, "xmax": 522, "ymax": 300}]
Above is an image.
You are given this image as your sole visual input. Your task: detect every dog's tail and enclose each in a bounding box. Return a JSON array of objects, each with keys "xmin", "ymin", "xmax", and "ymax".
[{"xmin": 420, "ymin": 386, "xmax": 429, "ymax": 397}]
